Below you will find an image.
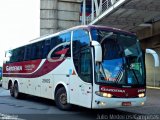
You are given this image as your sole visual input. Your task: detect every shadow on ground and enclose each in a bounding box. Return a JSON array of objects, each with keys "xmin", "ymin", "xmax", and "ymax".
[{"xmin": 17, "ymin": 95, "xmax": 142, "ymax": 120}]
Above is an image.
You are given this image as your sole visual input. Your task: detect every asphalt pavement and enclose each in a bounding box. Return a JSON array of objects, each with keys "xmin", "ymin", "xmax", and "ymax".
[{"xmin": 0, "ymin": 87, "xmax": 160, "ymax": 120}]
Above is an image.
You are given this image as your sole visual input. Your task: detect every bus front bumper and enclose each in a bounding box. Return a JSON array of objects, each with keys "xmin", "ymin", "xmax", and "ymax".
[{"xmin": 92, "ymin": 97, "xmax": 146, "ymax": 109}]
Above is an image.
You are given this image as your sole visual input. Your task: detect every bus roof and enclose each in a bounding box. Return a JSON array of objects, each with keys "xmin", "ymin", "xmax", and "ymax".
[
  {"xmin": 30, "ymin": 25, "xmax": 135, "ymax": 43},
  {"xmin": 9, "ymin": 25, "xmax": 136, "ymax": 50}
]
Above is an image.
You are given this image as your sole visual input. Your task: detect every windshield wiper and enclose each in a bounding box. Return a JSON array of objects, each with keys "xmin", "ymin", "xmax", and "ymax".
[
  {"xmin": 99, "ymin": 63, "xmax": 107, "ymax": 79},
  {"xmin": 130, "ymin": 68, "xmax": 139, "ymax": 84},
  {"xmin": 115, "ymin": 67, "xmax": 124, "ymax": 83},
  {"xmin": 126, "ymin": 57, "xmax": 139, "ymax": 84}
]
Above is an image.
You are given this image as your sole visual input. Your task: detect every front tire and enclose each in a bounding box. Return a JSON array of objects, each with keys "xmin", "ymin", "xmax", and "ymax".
[{"xmin": 55, "ymin": 87, "xmax": 72, "ymax": 110}]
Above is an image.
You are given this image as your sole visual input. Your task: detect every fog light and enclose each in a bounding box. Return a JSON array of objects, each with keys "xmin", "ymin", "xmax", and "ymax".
[
  {"xmin": 138, "ymin": 93, "xmax": 145, "ymax": 98},
  {"xmin": 141, "ymin": 102, "xmax": 144, "ymax": 106},
  {"xmin": 97, "ymin": 101, "xmax": 106, "ymax": 106}
]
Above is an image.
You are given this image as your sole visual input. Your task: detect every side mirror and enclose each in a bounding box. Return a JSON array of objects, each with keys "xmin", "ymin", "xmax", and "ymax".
[{"xmin": 91, "ymin": 41, "xmax": 102, "ymax": 63}]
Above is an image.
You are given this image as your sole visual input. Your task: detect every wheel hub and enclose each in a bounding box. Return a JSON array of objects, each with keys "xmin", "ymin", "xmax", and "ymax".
[{"xmin": 59, "ymin": 93, "xmax": 67, "ymax": 105}]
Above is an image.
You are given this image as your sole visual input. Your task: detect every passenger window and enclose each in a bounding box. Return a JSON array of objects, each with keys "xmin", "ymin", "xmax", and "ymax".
[
  {"xmin": 24, "ymin": 41, "xmax": 44, "ymax": 61},
  {"xmin": 72, "ymin": 29, "xmax": 92, "ymax": 83},
  {"xmin": 34, "ymin": 41, "xmax": 44, "ymax": 59},
  {"xmin": 50, "ymin": 32, "xmax": 71, "ymax": 58},
  {"xmin": 24, "ymin": 45, "xmax": 32, "ymax": 61},
  {"xmin": 10, "ymin": 47, "xmax": 25, "ymax": 62},
  {"xmin": 73, "ymin": 29, "xmax": 90, "ymax": 47},
  {"xmin": 79, "ymin": 48, "xmax": 92, "ymax": 83},
  {"xmin": 43, "ymin": 39, "xmax": 51, "ymax": 58}
]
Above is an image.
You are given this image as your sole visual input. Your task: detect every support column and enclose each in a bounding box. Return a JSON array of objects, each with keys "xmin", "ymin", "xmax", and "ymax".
[
  {"xmin": 40, "ymin": 0, "xmax": 58, "ymax": 35},
  {"xmin": 82, "ymin": 0, "xmax": 86, "ymax": 25},
  {"xmin": 91, "ymin": 0, "xmax": 94, "ymax": 21},
  {"xmin": 94, "ymin": 0, "xmax": 102, "ymax": 17}
]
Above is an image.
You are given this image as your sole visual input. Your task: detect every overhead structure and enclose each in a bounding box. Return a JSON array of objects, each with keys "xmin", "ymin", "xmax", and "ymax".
[{"xmin": 81, "ymin": 0, "xmax": 160, "ymax": 32}]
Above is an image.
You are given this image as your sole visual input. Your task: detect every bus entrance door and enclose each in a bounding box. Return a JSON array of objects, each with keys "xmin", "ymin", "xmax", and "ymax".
[{"xmin": 69, "ymin": 73, "xmax": 92, "ymax": 108}]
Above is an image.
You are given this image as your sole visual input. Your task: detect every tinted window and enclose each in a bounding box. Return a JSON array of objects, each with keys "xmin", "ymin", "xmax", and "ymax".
[
  {"xmin": 24, "ymin": 41, "xmax": 44, "ymax": 61},
  {"xmin": 72, "ymin": 29, "xmax": 92, "ymax": 83},
  {"xmin": 73, "ymin": 29, "xmax": 90, "ymax": 47},
  {"xmin": 24, "ymin": 44, "xmax": 32, "ymax": 61},
  {"xmin": 43, "ymin": 39, "xmax": 51, "ymax": 58},
  {"xmin": 50, "ymin": 32, "xmax": 71, "ymax": 58},
  {"xmin": 33, "ymin": 41, "xmax": 44, "ymax": 59},
  {"xmin": 10, "ymin": 47, "xmax": 25, "ymax": 62},
  {"xmin": 79, "ymin": 48, "xmax": 92, "ymax": 83},
  {"xmin": 8, "ymin": 32, "xmax": 71, "ymax": 62}
]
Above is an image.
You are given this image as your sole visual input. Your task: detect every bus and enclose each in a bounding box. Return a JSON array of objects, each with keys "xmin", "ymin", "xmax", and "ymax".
[{"xmin": 2, "ymin": 25, "xmax": 146, "ymax": 110}]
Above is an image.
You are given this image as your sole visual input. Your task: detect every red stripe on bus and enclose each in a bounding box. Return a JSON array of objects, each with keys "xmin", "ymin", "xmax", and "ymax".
[{"xmin": 3, "ymin": 59, "xmax": 64, "ymax": 78}]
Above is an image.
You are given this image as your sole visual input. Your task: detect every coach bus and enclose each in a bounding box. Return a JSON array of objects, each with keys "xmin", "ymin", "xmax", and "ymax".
[{"xmin": 2, "ymin": 25, "xmax": 146, "ymax": 110}]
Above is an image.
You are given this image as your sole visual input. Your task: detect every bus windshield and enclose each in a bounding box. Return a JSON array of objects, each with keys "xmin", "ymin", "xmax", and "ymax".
[{"xmin": 91, "ymin": 29, "xmax": 145, "ymax": 86}]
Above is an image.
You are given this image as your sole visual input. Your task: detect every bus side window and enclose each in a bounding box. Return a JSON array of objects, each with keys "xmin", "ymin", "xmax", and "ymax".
[
  {"xmin": 73, "ymin": 29, "xmax": 92, "ymax": 83},
  {"xmin": 24, "ymin": 45, "xmax": 32, "ymax": 61},
  {"xmin": 35, "ymin": 41, "xmax": 44, "ymax": 59},
  {"xmin": 10, "ymin": 49, "xmax": 16, "ymax": 62},
  {"xmin": 50, "ymin": 36, "xmax": 62, "ymax": 58},
  {"xmin": 43, "ymin": 39, "xmax": 51, "ymax": 59},
  {"xmin": 59, "ymin": 32, "xmax": 71, "ymax": 57},
  {"xmin": 50, "ymin": 32, "xmax": 71, "ymax": 58},
  {"xmin": 24, "ymin": 41, "xmax": 47, "ymax": 61},
  {"xmin": 10, "ymin": 47, "xmax": 25, "ymax": 62},
  {"xmin": 17, "ymin": 47, "xmax": 25, "ymax": 62},
  {"xmin": 80, "ymin": 48, "xmax": 92, "ymax": 83}
]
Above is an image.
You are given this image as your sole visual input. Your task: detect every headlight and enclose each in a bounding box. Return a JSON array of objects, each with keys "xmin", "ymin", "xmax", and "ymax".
[
  {"xmin": 138, "ymin": 93, "xmax": 145, "ymax": 98},
  {"xmin": 95, "ymin": 91, "xmax": 113, "ymax": 98}
]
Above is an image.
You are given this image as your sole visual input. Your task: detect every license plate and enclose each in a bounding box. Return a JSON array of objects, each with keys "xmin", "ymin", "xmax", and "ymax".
[{"xmin": 122, "ymin": 102, "xmax": 131, "ymax": 106}]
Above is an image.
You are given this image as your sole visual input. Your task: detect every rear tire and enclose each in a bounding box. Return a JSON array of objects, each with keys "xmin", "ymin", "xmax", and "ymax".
[
  {"xmin": 13, "ymin": 83, "xmax": 21, "ymax": 99},
  {"xmin": 55, "ymin": 87, "xmax": 72, "ymax": 110},
  {"xmin": 9, "ymin": 83, "xmax": 14, "ymax": 97}
]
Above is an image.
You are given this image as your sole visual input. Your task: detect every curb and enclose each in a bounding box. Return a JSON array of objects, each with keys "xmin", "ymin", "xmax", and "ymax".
[{"xmin": 147, "ymin": 86, "xmax": 160, "ymax": 90}]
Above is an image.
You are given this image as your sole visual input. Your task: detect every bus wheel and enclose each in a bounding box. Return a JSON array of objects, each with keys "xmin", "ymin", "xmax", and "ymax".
[
  {"xmin": 13, "ymin": 83, "xmax": 20, "ymax": 99},
  {"xmin": 9, "ymin": 83, "xmax": 14, "ymax": 97},
  {"xmin": 55, "ymin": 87, "xmax": 71, "ymax": 110}
]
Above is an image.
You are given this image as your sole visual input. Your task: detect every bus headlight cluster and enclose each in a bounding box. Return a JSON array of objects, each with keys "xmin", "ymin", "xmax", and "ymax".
[
  {"xmin": 95, "ymin": 91, "xmax": 113, "ymax": 98},
  {"xmin": 141, "ymin": 102, "xmax": 144, "ymax": 106},
  {"xmin": 138, "ymin": 93, "xmax": 145, "ymax": 98}
]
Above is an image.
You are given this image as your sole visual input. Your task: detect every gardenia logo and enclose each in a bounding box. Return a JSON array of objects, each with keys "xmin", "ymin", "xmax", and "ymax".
[
  {"xmin": 101, "ymin": 87, "xmax": 125, "ymax": 93},
  {"xmin": 6, "ymin": 66, "xmax": 22, "ymax": 71}
]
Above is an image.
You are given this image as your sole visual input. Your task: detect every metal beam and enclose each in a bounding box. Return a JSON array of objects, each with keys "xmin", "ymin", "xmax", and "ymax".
[
  {"xmin": 103, "ymin": 17, "xmax": 145, "ymax": 24},
  {"xmin": 89, "ymin": 0, "xmax": 128, "ymax": 25},
  {"xmin": 121, "ymin": 6, "xmax": 160, "ymax": 12}
]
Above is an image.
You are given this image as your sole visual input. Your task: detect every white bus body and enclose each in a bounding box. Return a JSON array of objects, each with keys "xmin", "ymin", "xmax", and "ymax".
[{"xmin": 2, "ymin": 25, "xmax": 146, "ymax": 110}]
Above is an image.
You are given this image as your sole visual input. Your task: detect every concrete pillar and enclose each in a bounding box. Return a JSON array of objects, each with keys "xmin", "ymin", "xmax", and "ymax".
[
  {"xmin": 58, "ymin": 0, "xmax": 80, "ymax": 29},
  {"xmin": 145, "ymin": 50, "xmax": 160, "ymax": 87},
  {"xmin": 40, "ymin": 0, "xmax": 81, "ymax": 36},
  {"xmin": 40, "ymin": 0, "xmax": 58, "ymax": 35}
]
